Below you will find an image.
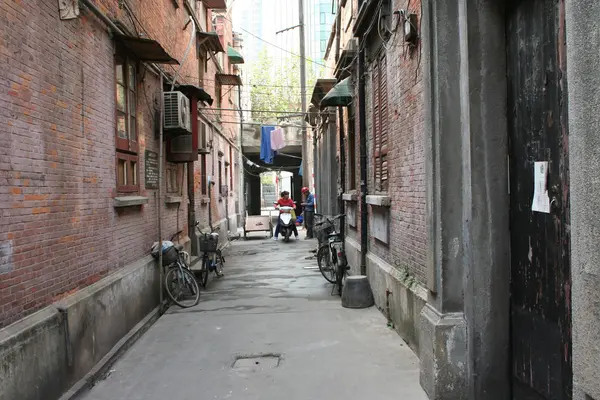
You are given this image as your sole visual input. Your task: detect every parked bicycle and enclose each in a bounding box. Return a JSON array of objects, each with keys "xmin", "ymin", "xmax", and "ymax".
[
  {"xmin": 195, "ymin": 222, "xmax": 225, "ymax": 288},
  {"xmin": 314, "ymin": 214, "xmax": 349, "ymax": 295},
  {"xmin": 151, "ymin": 231, "xmax": 200, "ymax": 308}
]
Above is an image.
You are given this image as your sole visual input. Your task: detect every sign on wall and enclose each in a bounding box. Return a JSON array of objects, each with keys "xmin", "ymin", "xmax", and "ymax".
[{"xmin": 145, "ymin": 150, "xmax": 159, "ymax": 190}]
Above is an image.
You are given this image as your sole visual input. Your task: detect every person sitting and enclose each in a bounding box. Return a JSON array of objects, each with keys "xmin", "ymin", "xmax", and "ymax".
[{"xmin": 273, "ymin": 191, "xmax": 299, "ymax": 240}]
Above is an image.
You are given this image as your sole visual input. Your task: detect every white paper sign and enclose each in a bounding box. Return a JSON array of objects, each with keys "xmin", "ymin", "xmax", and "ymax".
[{"xmin": 532, "ymin": 161, "xmax": 550, "ymax": 213}]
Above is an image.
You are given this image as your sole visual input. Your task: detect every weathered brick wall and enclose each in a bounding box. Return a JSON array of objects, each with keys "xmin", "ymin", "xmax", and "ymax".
[
  {"xmin": 362, "ymin": 0, "xmax": 427, "ymax": 283},
  {"xmin": 0, "ymin": 0, "xmax": 213, "ymax": 327}
]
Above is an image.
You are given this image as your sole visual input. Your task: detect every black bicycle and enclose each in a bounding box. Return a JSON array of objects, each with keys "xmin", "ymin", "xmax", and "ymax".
[
  {"xmin": 154, "ymin": 231, "xmax": 200, "ymax": 308},
  {"xmin": 315, "ymin": 214, "xmax": 349, "ymax": 295},
  {"xmin": 195, "ymin": 222, "xmax": 225, "ymax": 288}
]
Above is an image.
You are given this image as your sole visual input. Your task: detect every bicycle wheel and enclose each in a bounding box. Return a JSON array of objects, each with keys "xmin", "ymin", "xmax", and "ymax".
[
  {"xmin": 215, "ymin": 250, "xmax": 224, "ymax": 277},
  {"xmin": 165, "ymin": 265, "xmax": 200, "ymax": 308},
  {"xmin": 336, "ymin": 250, "xmax": 349, "ymax": 296},
  {"xmin": 317, "ymin": 245, "xmax": 337, "ymax": 283},
  {"xmin": 199, "ymin": 255, "xmax": 209, "ymax": 288}
]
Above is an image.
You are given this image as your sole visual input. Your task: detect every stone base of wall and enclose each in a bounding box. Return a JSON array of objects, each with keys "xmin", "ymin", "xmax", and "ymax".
[
  {"xmin": 344, "ymin": 237, "xmax": 427, "ymax": 353},
  {"xmin": 0, "ymin": 249, "xmax": 169, "ymax": 400}
]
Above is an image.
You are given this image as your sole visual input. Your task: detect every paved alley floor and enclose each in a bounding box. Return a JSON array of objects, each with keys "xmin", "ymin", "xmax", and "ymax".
[{"xmin": 82, "ymin": 232, "xmax": 427, "ymax": 400}]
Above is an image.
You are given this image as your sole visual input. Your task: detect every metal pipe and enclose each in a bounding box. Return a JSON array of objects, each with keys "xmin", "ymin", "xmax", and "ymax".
[
  {"xmin": 338, "ymin": 106, "xmax": 346, "ymax": 246},
  {"xmin": 239, "ymin": 84, "xmax": 246, "ymax": 229},
  {"xmin": 158, "ymin": 73, "xmax": 164, "ymax": 305},
  {"xmin": 171, "ymin": 16, "xmax": 195, "ymax": 91},
  {"xmin": 358, "ymin": 47, "xmax": 368, "ymax": 276},
  {"xmin": 80, "ymin": 0, "xmax": 123, "ymax": 35}
]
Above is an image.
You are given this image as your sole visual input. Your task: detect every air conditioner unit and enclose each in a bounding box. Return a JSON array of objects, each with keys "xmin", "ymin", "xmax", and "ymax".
[{"xmin": 163, "ymin": 91, "xmax": 191, "ymax": 133}]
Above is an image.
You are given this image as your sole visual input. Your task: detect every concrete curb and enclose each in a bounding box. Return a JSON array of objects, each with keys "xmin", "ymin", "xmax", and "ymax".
[{"xmin": 58, "ymin": 302, "xmax": 168, "ymax": 400}]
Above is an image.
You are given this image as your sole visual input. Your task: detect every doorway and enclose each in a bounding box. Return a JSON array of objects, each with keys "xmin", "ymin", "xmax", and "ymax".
[{"xmin": 506, "ymin": 0, "xmax": 571, "ymax": 399}]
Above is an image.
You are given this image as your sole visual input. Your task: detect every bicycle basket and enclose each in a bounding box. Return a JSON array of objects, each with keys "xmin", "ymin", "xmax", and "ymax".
[
  {"xmin": 199, "ymin": 233, "xmax": 219, "ymax": 252},
  {"xmin": 162, "ymin": 246, "xmax": 179, "ymax": 265},
  {"xmin": 314, "ymin": 218, "xmax": 335, "ymax": 246}
]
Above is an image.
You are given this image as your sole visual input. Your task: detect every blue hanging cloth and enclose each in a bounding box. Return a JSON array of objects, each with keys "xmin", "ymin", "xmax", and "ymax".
[
  {"xmin": 260, "ymin": 126, "xmax": 276, "ymax": 164},
  {"xmin": 298, "ymin": 161, "xmax": 303, "ymax": 176}
]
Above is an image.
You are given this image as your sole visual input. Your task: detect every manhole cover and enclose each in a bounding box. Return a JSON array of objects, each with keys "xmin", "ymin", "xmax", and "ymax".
[{"xmin": 232, "ymin": 354, "xmax": 281, "ymax": 369}]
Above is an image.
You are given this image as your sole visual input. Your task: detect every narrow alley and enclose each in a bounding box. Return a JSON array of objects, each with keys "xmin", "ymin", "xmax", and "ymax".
[{"xmin": 80, "ymin": 234, "xmax": 426, "ymax": 400}]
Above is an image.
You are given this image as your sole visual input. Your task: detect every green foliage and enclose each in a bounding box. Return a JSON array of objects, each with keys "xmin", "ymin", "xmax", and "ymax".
[{"xmin": 248, "ymin": 48, "xmax": 321, "ymax": 123}]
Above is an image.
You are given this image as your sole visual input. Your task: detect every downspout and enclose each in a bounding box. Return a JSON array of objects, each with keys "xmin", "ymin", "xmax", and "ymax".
[
  {"xmin": 358, "ymin": 47, "xmax": 368, "ymax": 276},
  {"xmin": 335, "ymin": 0, "xmax": 341, "ymax": 63},
  {"xmin": 239, "ymin": 86, "xmax": 245, "ymax": 228},
  {"xmin": 158, "ymin": 73, "xmax": 165, "ymax": 305},
  {"xmin": 80, "ymin": 0, "xmax": 122, "ymax": 35},
  {"xmin": 338, "ymin": 106, "xmax": 346, "ymax": 244}
]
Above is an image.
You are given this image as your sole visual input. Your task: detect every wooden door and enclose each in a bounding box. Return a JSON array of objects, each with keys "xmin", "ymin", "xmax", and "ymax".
[{"xmin": 506, "ymin": 0, "xmax": 571, "ymax": 399}]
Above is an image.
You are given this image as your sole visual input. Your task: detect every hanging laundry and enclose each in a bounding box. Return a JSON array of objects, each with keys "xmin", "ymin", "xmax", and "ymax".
[
  {"xmin": 298, "ymin": 161, "xmax": 303, "ymax": 176},
  {"xmin": 270, "ymin": 128, "xmax": 286, "ymax": 151},
  {"xmin": 260, "ymin": 126, "xmax": 276, "ymax": 164}
]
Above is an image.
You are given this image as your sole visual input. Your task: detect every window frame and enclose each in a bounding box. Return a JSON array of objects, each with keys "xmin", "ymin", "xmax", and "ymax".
[
  {"xmin": 229, "ymin": 146, "xmax": 234, "ymax": 191},
  {"xmin": 116, "ymin": 152, "xmax": 139, "ymax": 193},
  {"xmin": 201, "ymin": 153, "xmax": 208, "ymax": 195},
  {"xmin": 348, "ymin": 108, "xmax": 357, "ymax": 191},
  {"xmin": 114, "ymin": 53, "xmax": 138, "ymax": 154},
  {"xmin": 166, "ymin": 163, "xmax": 180, "ymax": 194}
]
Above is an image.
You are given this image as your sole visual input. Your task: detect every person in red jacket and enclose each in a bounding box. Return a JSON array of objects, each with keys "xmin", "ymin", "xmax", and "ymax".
[{"xmin": 273, "ymin": 191, "xmax": 299, "ymax": 240}]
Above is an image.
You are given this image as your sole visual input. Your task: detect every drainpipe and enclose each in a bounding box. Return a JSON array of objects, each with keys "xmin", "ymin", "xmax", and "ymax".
[
  {"xmin": 338, "ymin": 106, "xmax": 346, "ymax": 245},
  {"xmin": 158, "ymin": 73, "xmax": 165, "ymax": 305},
  {"xmin": 358, "ymin": 47, "xmax": 368, "ymax": 276},
  {"xmin": 80, "ymin": 0, "xmax": 122, "ymax": 35},
  {"xmin": 239, "ymin": 86, "xmax": 245, "ymax": 228},
  {"xmin": 335, "ymin": 0, "xmax": 341, "ymax": 63}
]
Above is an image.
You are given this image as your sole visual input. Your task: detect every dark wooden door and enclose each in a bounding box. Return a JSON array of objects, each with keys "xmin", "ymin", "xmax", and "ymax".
[{"xmin": 506, "ymin": 0, "xmax": 571, "ymax": 399}]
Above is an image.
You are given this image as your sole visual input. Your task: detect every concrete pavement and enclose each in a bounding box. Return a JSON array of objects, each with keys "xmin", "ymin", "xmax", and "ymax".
[{"xmin": 81, "ymin": 232, "xmax": 427, "ymax": 400}]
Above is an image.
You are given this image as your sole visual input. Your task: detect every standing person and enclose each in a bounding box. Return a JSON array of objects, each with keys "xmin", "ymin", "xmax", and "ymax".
[
  {"xmin": 273, "ymin": 191, "xmax": 299, "ymax": 241},
  {"xmin": 301, "ymin": 187, "xmax": 315, "ymax": 239}
]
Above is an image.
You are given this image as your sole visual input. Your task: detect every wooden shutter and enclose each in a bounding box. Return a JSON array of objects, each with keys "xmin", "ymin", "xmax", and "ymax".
[
  {"xmin": 379, "ymin": 55, "xmax": 389, "ymax": 191},
  {"xmin": 372, "ymin": 60, "xmax": 381, "ymax": 187}
]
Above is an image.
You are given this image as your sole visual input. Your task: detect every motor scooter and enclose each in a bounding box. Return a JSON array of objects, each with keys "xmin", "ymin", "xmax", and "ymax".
[{"xmin": 277, "ymin": 206, "xmax": 296, "ymax": 242}]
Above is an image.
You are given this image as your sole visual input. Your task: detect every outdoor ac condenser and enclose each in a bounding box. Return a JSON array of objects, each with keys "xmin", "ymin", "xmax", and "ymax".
[{"xmin": 163, "ymin": 91, "xmax": 191, "ymax": 133}]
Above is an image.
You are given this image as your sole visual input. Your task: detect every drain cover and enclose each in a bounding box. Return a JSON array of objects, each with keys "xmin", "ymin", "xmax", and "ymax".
[{"xmin": 232, "ymin": 354, "xmax": 280, "ymax": 369}]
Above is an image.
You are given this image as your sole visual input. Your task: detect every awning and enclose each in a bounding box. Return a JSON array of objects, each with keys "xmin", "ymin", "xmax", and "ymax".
[
  {"xmin": 310, "ymin": 78, "xmax": 337, "ymax": 107},
  {"xmin": 227, "ymin": 46, "xmax": 245, "ymax": 64},
  {"xmin": 173, "ymin": 84, "xmax": 213, "ymax": 106},
  {"xmin": 114, "ymin": 34, "xmax": 179, "ymax": 64},
  {"xmin": 203, "ymin": 0, "xmax": 227, "ymax": 9},
  {"xmin": 197, "ymin": 31, "xmax": 225, "ymax": 53},
  {"xmin": 321, "ymin": 77, "xmax": 353, "ymax": 107},
  {"xmin": 216, "ymin": 73, "xmax": 243, "ymax": 86}
]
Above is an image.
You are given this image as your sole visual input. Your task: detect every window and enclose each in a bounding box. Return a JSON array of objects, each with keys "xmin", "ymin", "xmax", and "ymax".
[
  {"xmin": 320, "ymin": 40, "xmax": 327, "ymax": 52},
  {"xmin": 218, "ymin": 160, "xmax": 223, "ymax": 196},
  {"xmin": 116, "ymin": 152, "xmax": 138, "ymax": 192},
  {"xmin": 372, "ymin": 53, "xmax": 389, "ymax": 192},
  {"xmin": 167, "ymin": 164, "xmax": 180, "ymax": 194},
  {"xmin": 199, "ymin": 122, "xmax": 208, "ymax": 151},
  {"xmin": 229, "ymin": 146, "xmax": 234, "ymax": 191},
  {"xmin": 215, "ymin": 83, "xmax": 222, "ymax": 116},
  {"xmin": 115, "ymin": 56, "xmax": 138, "ymax": 153},
  {"xmin": 115, "ymin": 52, "xmax": 139, "ymax": 193},
  {"xmin": 201, "ymin": 154, "xmax": 207, "ymax": 195},
  {"xmin": 198, "ymin": 52, "xmax": 205, "ymax": 87},
  {"xmin": 348, "ymin": 109, "xmax": 356, "ymax": 190},
  {"xmin": 320, "ymin": 12, "xmax": 326, "ymax": 24}
]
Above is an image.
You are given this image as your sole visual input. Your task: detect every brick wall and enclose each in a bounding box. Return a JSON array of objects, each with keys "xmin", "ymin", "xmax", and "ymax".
[
  {"xmin": 363, "ymin": 0, "xmax": 427, "ymax": 283},
  {"xmin": 0, "ymin": 0, "xmax": 238, "ymax": 327}
]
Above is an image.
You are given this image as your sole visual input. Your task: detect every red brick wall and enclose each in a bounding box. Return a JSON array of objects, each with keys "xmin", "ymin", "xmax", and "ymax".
[
  {"xmin": 0, "ymin": 0, "xmax": 225, "ymax": 327},
  {"xmin": 344, "ymin": 0, "xmax": 427, "ymax": 283}
]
